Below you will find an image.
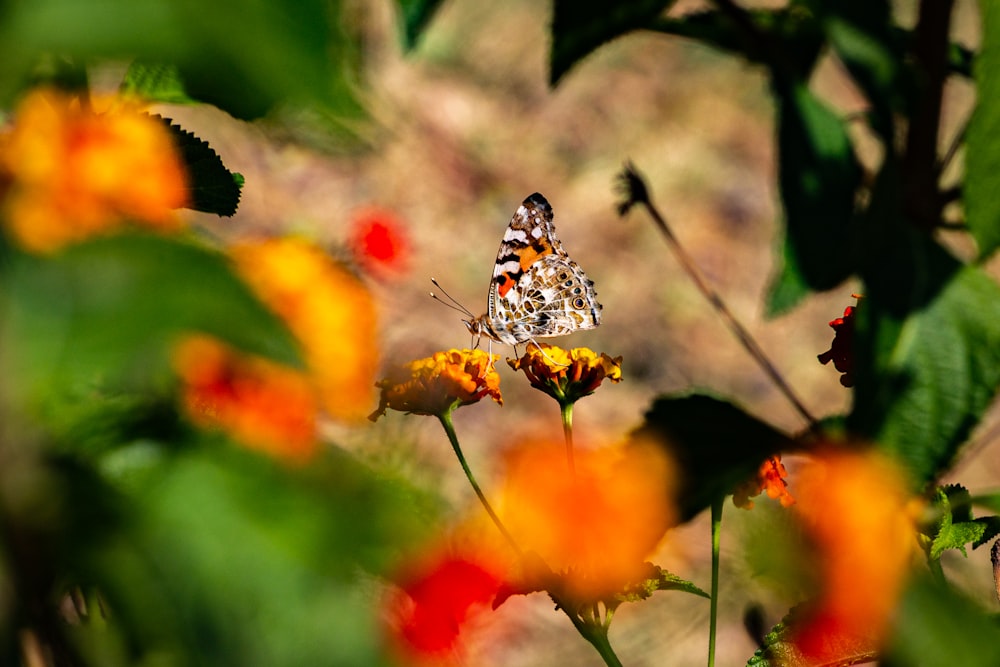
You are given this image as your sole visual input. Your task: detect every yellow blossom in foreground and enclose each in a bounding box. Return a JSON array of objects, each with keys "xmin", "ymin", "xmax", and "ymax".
[
  {"xmin": 733, "ymin": 455, "xmax": 795, "ymax": 509},
  {"xmin": 498, "ymin": 439, "xmax": 675, "ymax": 601},
  {"xmin": 173, "ymin": 335, "xmax": 318, "ymax": 463},
  {"xmin": 792, "ymin": 449, "xmax": 920, "ymax": 662},
  {"xmin": 507, "ymin": 343, "xmax": 622, "ymax": 404},
  {"xmin": 0, "ymin": 87, "xmax": 187, "ymax": 252},
  {"xmin": 231, "ymin": 238, "xmax": 378, "ymax": 422},
  {"xmin": 370, "ymin": 349, "xmax": 501, "ymax": 420}
]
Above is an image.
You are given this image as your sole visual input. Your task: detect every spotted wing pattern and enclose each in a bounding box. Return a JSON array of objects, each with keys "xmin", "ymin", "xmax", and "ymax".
[{"xmin": 465, "ymin": 193, "xmax": 602, "ymax": 346}]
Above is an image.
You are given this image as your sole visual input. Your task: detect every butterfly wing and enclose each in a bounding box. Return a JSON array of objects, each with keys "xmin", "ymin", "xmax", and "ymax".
[{"xmin": 486, "ymin": 193, "xmax": 601, "ymax": 344}]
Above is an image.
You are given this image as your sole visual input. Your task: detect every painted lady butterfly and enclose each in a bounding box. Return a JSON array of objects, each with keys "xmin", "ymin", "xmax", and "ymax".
[{"xmin": 463, "ymin": 193, "xmax": 602, "ymax": 347}]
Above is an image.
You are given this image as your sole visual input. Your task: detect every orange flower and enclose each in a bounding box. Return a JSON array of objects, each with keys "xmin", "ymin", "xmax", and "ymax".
[
  {"xmin": 173, "ymin": 335, "xmax": 318, "ymax": 462},
  {"xmin": 818, "ymin": 297, "xmax": 860, "ymax": 387},
  {"xmin": 370, "ymin": 349, "xmax": 501, "ymax": 420},
  {"xmin": 385, "ymin": 547, "xmax": 504, "ymax": 664},
  {"xmin": 498, "ymin": 439, "xmax": 675, "ymax": 601},
  {"xmin": 507, "ymin": 344, "xmax": 622, "ymax": 404},
  {"xmin": 348, "ymin": 206, "xmax": 410, "ymax": 277},
  {"xmin": 732, "ymin": 455, "xmax": 795, "ymax": 509},
  {"xmin": 0, "ymin": 87, "xmax": 188, "ymax": 253},
  {"xmin": 791, "ymin": 449, "xmax": 919, "ymax": 662},
  {"xmin": 231, "ymin": 237, "xmax": 378, "ymax": 422}
]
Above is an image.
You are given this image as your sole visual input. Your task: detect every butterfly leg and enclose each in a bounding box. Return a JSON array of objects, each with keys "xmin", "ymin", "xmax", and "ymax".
[{"xmin": 527, "ymin": 338, "xmax": 570, "ymax": 367}]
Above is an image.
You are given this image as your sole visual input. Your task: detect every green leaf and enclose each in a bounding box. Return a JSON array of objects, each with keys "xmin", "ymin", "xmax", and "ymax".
[
  {"xmin": 121, "ymin": 61, "xmax": 196, "ymax": 105},
  {"xmin": 818, "ymin": 2, "xmax": 902, "ymax": 138},
  {"xmin": 628, "ymin": 393, "xmax": 794, "ymax": 522},
  {"xmin": 1, "ymin": 234, "xmax": 302, "ymax": 408},
  {"xmin": 764, "ymin": 227, "xmax": 816, "ymax": 316},
  {"xmin": 774, "ymin": 84, "xmax": 861, "ymax": 293},
  {"xmin": 0, "ymin": 0, "xmax": 364, "ymax": 121},
  {"xmin": 615, "ymin": 563, "xmax": 709, "ymax": 604},
  {"xmin": 849, "ymin": 255, "xmax": 1000, "ymax": 483},
  {"xmin": 652, "ymin": 8, "xmax": 823, "ymax": 78},
  {"xmin": 83, "ymin": 445, "xmax": 421, "ymax": 666},
  {"xmin": 156, "ymin": 116, "xmax": 242, "ymax": 217},
  {"xmin": 395, "ymin": 0, "xmax": 446, "ymax": 50},
  {"xmin": 927, "ymin": 486, "xmax": 985, "ymax": 560},
  {"xmin": 886, "ymin": 576, "xmax": 1000, "ymax": 667},
  {"xmin": 964, "ymin": 0, "xmax": 1000, "ymax": 258},
  {"xmin": 550, "ymin": 0, "xmax": 676, "ymax": 85}
]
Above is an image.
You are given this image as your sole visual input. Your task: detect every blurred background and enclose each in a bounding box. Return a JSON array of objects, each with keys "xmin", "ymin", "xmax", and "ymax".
[
  {"xmin": 3, "ymin": 0, "xmax": 997, "ymax": 665},
  {"xmin": 162, "ymin": 1, "xmax": 995, "ymax": 664}
]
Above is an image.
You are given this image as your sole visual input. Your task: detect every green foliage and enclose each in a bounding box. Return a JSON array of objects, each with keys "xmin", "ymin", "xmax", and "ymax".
[
  {"xmin": 0, "ymin": 234, "xmax": 302, "ymax": 410},
  {"xmin": 396, "ymin": 0, "xmax": 447, "ymax": 50},
  {"xmin": 886, "ymin": 576, "xmax": 1000, "ymax": 667},
  {"xmin": 0, "ymin": 0, "xmax": 363, "ymax": 121},
  {"xmin": 965, "ymin": 0, "xmax": 1000, "ymax": 258},
  {"xmin": 615, "ymin": 564, "xmax": 709, "ymax": 604},
  {"xmin": 549, "ymin": 0, "xmax": 676, "ymax": 84},
  {"xmin": 923, "ymin": 485, "xmax": 997, "ymax": 560},
  {"xmin": 628, "ymin": 393, "xmax": 794, "ymax": 522},
  {"xmin": 121, "ymin": 62, "xmax": 195, "ymax": 105}
]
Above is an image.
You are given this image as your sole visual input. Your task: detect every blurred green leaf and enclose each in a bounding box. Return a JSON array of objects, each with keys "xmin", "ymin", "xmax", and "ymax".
[
  {"xmin": 965, "ymin": 0, "xmax": 1000, "ymax": 259},
  {"xmin": 886, "ymin": 576, "xmax": 1000, "ymax": 667},
  {"xmin": 550, "ymin": 0, "xmax": 676, "ymax": 85},
  {"xmin": 774, "ymin": 84, "xmax": 860, "ymax": 294},
  {"xmin": 395, "ymin": 0, "xmax": 446, "ymax": 51},
  {"xmin": 1, "ymin": 234, "xmax": 302, "ymax": 408},
  {"xmin": 746, "ymin": 602, "xmax": 876, "ymax": 666},
  {"xmin": 0, "ymin": 0, "xmax": 363, "ymax": 121},
  {"xmin": 156, "ymin": 116, "xmax": 242, "ymax": 217},
  {"xmin": 77, "ymin": 444, "xmax": 426, "ymax": 666},
  {"xmin": 121, "ymin": 61, "xmax": 195, "ymax": 105},
  {"xmin": 765, "ymin": 228, "xmax": 815, "ymax": 316},
  {"xmin": 628, "ymin": 393, "xmax": 794, "ymax": 522}
]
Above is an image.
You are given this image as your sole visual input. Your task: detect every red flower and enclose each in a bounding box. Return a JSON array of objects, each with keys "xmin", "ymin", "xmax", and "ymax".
[
  {"xmin": 349, "ymin": 207, "xmax": 409, "ymax": 276},
  {"xmin": 386, "ymin": 552, "xmax": 503, "ymax": 662},
  {"xmin": 818, "ymin": 298, "xmax": 859, "ymax": 387}
]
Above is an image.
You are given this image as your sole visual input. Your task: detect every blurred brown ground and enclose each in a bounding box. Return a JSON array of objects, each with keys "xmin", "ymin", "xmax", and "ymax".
[{"xmin": 158, "ymin": 1, "xmax": 998, "ymax": 664}]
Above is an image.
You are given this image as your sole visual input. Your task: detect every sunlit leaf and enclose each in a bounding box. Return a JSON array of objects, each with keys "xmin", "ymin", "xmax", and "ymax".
[
  {"xmin": 121, "ymin": 61, "xmax": 195, "ymax": 105},
  {"xmin": 965, "ymin": 0, "xmax": 1000, "ymax": 258}
]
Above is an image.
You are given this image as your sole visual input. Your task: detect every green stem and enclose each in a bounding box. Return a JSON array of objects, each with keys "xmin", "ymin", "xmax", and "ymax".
[
  {"xmin": 437, "ymin": 411, "xmax": 521, "ymax": 556},
  {"xmin": 708, "ymin": 497, "xmax": 723, "ymax": 667},
  {"xmin": 562, "ymin": 608, "xmax": 624, "ymax": 667},
  {"xmin": 560, "ymin": 400, "xmax": 576, "ymax": 474}
]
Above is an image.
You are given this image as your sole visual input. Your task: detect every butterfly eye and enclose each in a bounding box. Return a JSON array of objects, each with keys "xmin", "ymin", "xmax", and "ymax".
[{"xmin": 573, "ymin": 297, "xmax": 587, "ymax": 309}]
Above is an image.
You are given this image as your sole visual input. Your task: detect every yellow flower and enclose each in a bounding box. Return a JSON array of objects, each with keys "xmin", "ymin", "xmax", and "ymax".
[
  {"xmin": 231, "ymin": 237, "xmax": 379, "ymax": 423},
  {"xmin": 0, "ymin": 87, "xmax": 188, "ymax": 253},
  {"xmin": 173, "ymin": 335, "xmax": 318, "ymax": 463},
  {"xmin": 507, "ymin": 343, "xmax": 622, "ymax": 404},
  {"xmin": 369, "ymin": 349, "xmax": 502, "ymax": 420}
]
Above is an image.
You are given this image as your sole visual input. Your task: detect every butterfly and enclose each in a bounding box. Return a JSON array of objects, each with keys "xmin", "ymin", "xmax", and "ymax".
[{"xmin": 460, "ymin": 192, "xmax": 602, "ymax": 348}]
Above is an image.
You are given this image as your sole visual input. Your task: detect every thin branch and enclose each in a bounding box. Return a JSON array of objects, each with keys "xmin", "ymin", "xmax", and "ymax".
[{"xmin": 618, "ymin": 163, "xmax": 819, "ymax": 429}]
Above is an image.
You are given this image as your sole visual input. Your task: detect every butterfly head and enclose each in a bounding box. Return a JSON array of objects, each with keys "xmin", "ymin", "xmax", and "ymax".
[{"xmin": 463, "ymin": 313, "xmax": 494, "ymax": 348}]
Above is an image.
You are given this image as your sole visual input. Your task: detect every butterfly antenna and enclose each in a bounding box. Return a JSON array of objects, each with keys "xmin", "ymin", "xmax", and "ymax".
[{"xmin": 429, "ymin": 277, "xmax": 475, "ymax": 318}]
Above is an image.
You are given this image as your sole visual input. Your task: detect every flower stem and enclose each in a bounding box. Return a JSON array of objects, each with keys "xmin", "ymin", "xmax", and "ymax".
[
  {"xmin": 560, "ymin": 400, "xmax": 576, "ymax": 474},
  {"xmin": 437, "ymin": 411, "xmax": 521, "ymax": 556},
  {"xmin": 708, "ymin": 497, "xmax": 723, "ymax": 667},
  {"xmin": 562, "ymin": 608, "xmax": 624, "ymax": 667},
  {"xmin": 621, "ymin": 164, "xmax": 818, "ymax": 430}
]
